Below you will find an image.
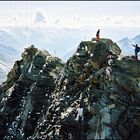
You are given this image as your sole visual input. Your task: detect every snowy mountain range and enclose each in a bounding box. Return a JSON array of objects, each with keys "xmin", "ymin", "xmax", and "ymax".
[
  {"xmin": 117, "ymin": 35, "xmax": 140, "ymax": 56},
  {"xmin": 63, "ymin": 35, "xmax": 140, "ymax": 61},
  {"xmin": 0, "ymin": 26, "xmax": 140, "ymax": 82},
  {"xmin": 0, "ymin": 43, "xmax": 18, "ymax": 83},
  {"xmin": 0, "ymin": 27, "xmax": 85, "ymax": 82}
]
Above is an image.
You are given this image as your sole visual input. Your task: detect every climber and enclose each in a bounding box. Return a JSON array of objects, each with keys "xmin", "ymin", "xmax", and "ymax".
[
  {"xmin": 132, "ymin": 44, "xmax": 140, "ymax": 59},
  {"xmin": 96, "ymin": 29, "xmax": 100, "ymax": 41}
]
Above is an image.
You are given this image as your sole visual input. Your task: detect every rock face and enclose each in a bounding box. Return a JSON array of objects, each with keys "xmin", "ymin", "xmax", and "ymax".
[
  {"xmin": 0, "ymin": 45, "xmax": 64, "ymax": 140},
  {"xmin": 0, "ymin": 39, "xmax": 140, "ymax": 140}
]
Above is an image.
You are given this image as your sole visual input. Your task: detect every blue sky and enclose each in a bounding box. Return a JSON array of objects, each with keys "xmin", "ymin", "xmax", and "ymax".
[{"xmin": 0, "ymin": 1, "xmax": 140, "ymax": 28}]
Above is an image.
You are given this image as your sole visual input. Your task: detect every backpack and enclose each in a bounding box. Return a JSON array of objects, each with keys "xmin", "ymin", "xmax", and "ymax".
[{"xmin": 136, "ymin": 47, "xmax": 140, "ymax": 52}]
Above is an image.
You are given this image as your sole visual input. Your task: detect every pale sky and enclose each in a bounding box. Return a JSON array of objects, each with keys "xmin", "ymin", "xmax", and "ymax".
[{"xmin": 0, "ymin": 1, "xmax": 140, "ymax": 28}]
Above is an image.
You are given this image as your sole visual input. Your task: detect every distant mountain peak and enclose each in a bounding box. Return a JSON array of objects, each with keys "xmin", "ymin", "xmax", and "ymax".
[{"xmin": 117, "ymin": 35, "xmax": 140, "ymax": 56}]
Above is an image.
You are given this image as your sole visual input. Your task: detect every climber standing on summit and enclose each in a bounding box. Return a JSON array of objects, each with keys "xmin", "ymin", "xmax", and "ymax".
[
  {"xmin": 132, "ymin": 44, "xmax": 140, "ymax": 60},
  {"xmin": 96, "ymin": 29, "xmax": 100, "ymax": 41}
]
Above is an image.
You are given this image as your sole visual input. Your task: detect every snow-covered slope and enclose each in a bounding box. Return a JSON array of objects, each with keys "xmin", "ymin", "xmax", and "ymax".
[
  {"xmin": 0, "ymin": 27, "xmax": 86, "ymax": 58},
  {"xmin": 62, "ymin": 48, "xmax": 77, "ymax": 62},
  {"xmin": 0, "ymin": 27, "xmax": 85, "ymax": 82},
  {"xmin": 117, "ymin": 37, "xmax": 133, "ymax": 55},
  {"xmin": 0, "ymin": 43, "xmax": 18, "ymax": 83},
  {"xmin": 1, "ymin": 26, "xmax": 140, "ymax": 60},
  {"xmin": 63, "ymin": 34, "xmax": 140, "ymax": 63},
  {"xmin": 132, "ymin": 34, "xmax": 140, "ymax": 44},
  {"xmin": 117, "ymin": 35, "xmax": 140, "ymax": 56}
]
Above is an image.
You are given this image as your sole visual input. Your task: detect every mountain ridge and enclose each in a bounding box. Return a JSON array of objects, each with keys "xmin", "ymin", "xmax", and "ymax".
[{"xmin": 0, "ymin": 38, "xmax": 140, "ymax": 140}]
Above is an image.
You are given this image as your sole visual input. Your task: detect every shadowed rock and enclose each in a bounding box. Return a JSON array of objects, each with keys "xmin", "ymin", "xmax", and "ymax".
[{"xmin": 0, "ymin": 39, "xmax": 140, "ymax": 140}]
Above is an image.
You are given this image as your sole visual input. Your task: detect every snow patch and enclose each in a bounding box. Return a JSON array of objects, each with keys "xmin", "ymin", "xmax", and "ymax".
[
  {"xmin": 6, "ymin": 85, "xmax": 15, "ymax": 97},
  {"xmin": 75, "ymin": 107, "xmax": 84, "ymax": 121},
  {"xmin": 28, "ymin": 62, "xmax": 33, "ymax": 73}
]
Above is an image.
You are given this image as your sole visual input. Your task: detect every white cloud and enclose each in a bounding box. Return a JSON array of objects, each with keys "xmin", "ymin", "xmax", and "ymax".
[
  {"xmin": 5, "ymin": 16, "xmax": 20, "ymax": 26},
  {"xmin": 54, "ymin": 18, "xmax": 60, "ymax": 24},
  {"xmin": 34, "ymin": 9, "xmax": 47, "ymax": 23},
  {"xmin": 0, "ymin": 12, "xmax": 140, "ymax": 29},
  {"xmin": 103, "ymin": 16, "xmax": 112, "ymax": 21},
  {"xmin": 0, "ymin": 1, "xmax": 139, "ymax": 29},
  {"xmin": 72, "ymin": 16, "xmax": 80, "ymax": 21}
]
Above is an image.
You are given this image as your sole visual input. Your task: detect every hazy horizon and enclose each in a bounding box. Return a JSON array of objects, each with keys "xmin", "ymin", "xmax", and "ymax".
[
  {"xmin": 0, "ymin": 1, "xmax": 140, "ymax": 59},
  {"xmin": 0, "ymin": 1, "xmax": 140, "ymax": 28}
]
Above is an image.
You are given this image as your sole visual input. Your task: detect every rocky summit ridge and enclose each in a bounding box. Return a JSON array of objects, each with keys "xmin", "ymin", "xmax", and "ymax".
[{"xmin": 0, "ymin": 38, "xmax": 140, "ymax": 140}]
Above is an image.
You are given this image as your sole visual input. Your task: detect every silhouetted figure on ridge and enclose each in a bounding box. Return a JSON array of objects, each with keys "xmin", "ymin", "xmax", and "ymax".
[
  {"xmin": 96, "ymin": 29, "xmax": 100, "ymax": 41},
  {"xmin": 132, "ymin": 44, "xmax": 140, "ymax": 59}
]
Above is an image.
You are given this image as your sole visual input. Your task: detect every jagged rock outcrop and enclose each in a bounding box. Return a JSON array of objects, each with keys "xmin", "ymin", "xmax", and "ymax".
[
  {"xmin": 0, "ymin": 39, "xmax": 140, "ymax": 140},
  {"xmin": 0, "ymin": 45, "xmax": 64, "ymax": 139}
]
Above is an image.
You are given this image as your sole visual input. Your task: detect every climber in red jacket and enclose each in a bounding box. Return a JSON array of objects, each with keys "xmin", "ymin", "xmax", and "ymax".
[{"xmin": 96, "ymin": 29, "xmax": 100, "ymax": 41}]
